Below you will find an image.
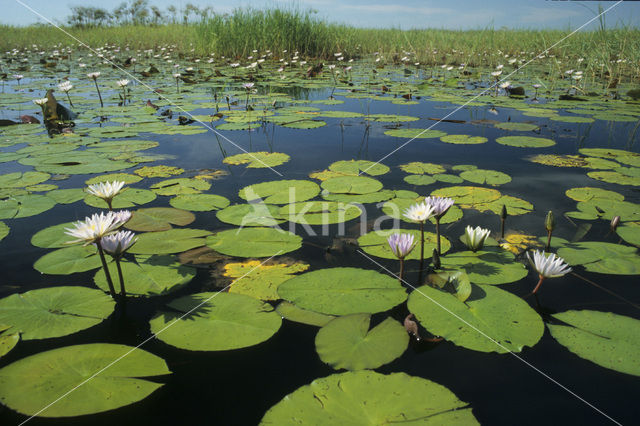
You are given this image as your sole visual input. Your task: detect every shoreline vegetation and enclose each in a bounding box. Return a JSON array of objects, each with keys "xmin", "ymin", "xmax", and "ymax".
[{"xmin": 1, "ymin": 6, "xmax": 639, "ymax": 81}]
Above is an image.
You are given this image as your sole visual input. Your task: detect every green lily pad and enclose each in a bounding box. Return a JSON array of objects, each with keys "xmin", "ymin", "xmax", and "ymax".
[
  {"xmin": 0, "ymin": 330, "xmax": 18, "ymax": 358},
  {"xmin": 224, "ymin": 152, "xmax": 290, "ymax": 168},
  {"xmin": 358, "ymin": 229, "xmax": 451, "ymax": 260},
  {"xmin": 565, "ymin": 187, "xmax": 624, "ymax": 202},
  {"xmin": 315, "ymin": 314, "xmax": 408, "ymax": 371},
  {"xmin": 496, "ymin": 136, "xmax": 555, "ymax": 148},
  {"xmin": 0, "ymin": 343, "xmax": 170, "ymax": 417},
  {"xmin": 404, "ymin": 174, "xmax": 436, "ymax": 185},
  {"xmin": 275, "ymin": 301, "xmax": 335, "ymax": 327},
  {"xmin": 20, "ymin": 152, "xmax": 132, "ymax": 175},
  {"xmin": 150, "ymin": 292, "xmax": 282, "ymax": 351},
  {"xmin": 260, "ymin": 371, "xmax": 477, "ymax": 425},
  {"xmin": 617, "ymin": 222, "xmax": 640, "ymax": 247},
  {"xmin": 135, "ymin": 165, "xmax": 184, "ymax": 178},
  {"xmin": 278, "ymin": 267, "xmax": 407, "ymax": 315},
  {"xmin": 0, "ymin": 286, "xmax": 115, "ymax": 340},
  {"xmin": 384, "ymin": 128, "xmax": 446, "ymax": 138},
  {"xmin": 399, "ymin": 162, "xmax": 446, "ymax": 174},
  {"xmin": 34, "ymin": 245, "xmax": 103, "ymax": 275},
  {"xmin": 46, "ymin": 188, "xmax": 86, "ymax": 204},
  {"xmin": 430, "ymin": 185, "xmax": 501, "ymax": 207},
  {"xmin": 170, "ymin": 193, "xmax": 230, "ymax": 211},
  {"xmin": 408, "ymin": 284, "xmax": 543, "ymax": 353},
  {"xmin": 31, "ymin": 221, "xmax": 79, "ymax": 248},
  {"xmin": 548, "ymin": 310, "xmax": 640, "ymax": 376},
  {"xmin": 0, "ymin": 194, "xmax": 56, "ymax": 219},
  {"xmin": 460, "ymin": 169, "xmax": 512, "ymax": 186},
  {"xmin": 126, "ymin": 228, "xmax": 210, "ymax": 255},
  {"xmin": 322, "ymin": 189, "xmax": 395, "ymax": 204},
  {"xmin": 85, "ymin": 188, "xmax": 156, "ymax": 209},
  {"xmin": 328, "ymin": 160, "xmax": 390, "ymax": 176},
  {"xmin": 281, "ymin": 119, "xmax": 326, "ymax": 129},
  {"xmin": 278, "ymin": 201, "xmax": 362, "ymax": 225},
  {"xmin": 494, "ymin": 122, "xmax": 540, "ymax": 131},
  {"xmin": 85, "ymin": 173, "xmax": 142, "ymax": 185},
  {"xmin": 557, "ymin": 241, "xmax": 640, "ymax": 274},
  {"xmin": 321, "ymin": 176, "xmax": 383, "ymax": 195},
  {"xmin": 217, "ymin": 203, "xmax": 285, "ymax": 227},
  {"xmin": 94, "ymin": 255, "xmax": 196, "ymax": 297},
  {"xmin": 125, "ymin": 208, "xmax": 195, "ymax": 232},
  {"xmin": 0, "ymin": 222, "xmax": 8, "ymax": 241},
  {"xmin": 440, "ymin": 249, "xmax": 528, "ymax": 285},
  {"xmin": 440, "ymin": 134, "xmax": 488, "ymax": 145},
  {"xmin": 151, "ymin": 178, "xmax": 211, "ymax": 196},
  {"xmin": 0, "ymin": 171, "xmax": 50, "ymax": 188},
  {"xmin": 474, "ymin": 195, "xmax": 533, "ymax": 216},
  {"xmin": 434, "ymin": 173, "xmax": 465, "ymax": 184},
  {"xmin": 225, "ymin": 260, "xmax": 309, "ymax": 301},
  {"xmin": 587, "ymin": 171, "xmax": 640, "ymax": 186},
  {"xmin": 206, "ymin": 227, "xmax": 302, "ymax": 257},
  {"xmin": 239, "ymin": 180, "xmax": 320, "ymax": 204}
]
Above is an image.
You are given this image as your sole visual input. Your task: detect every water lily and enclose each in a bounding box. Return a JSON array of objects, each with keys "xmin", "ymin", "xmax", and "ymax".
[
  {"xmin": 116, "ymin": 79, "xmax": 130, "ymax": 87},
  {"xmin": 32, "ymin": 97, "xmax": 47, "ymax": 106},
  {"xmin": 424, "ymin": 196, "xmax": 454, "ymax": 255},
  {"xmin": 86, "ymin": 181, "xmax": 125, "ymax": 210},
  {"xmin": 404, "ymin": 202, "xmax": 436, "ymax": 274},
  {"xmin": 14, "ymin": 74, "xmax": 23, "ymax": 86},
  {"xmin": 462, "ymin": 225, "xmax": 491, "ymax": 252},
  {"xmin": 527, "ymin": 250, "xmax": 572, "ymax": 294},
  {"xmin": 173, "ymin": 73, "xmax": 181, "ymax": 93},
  {"xmin": 101, "ymin": 230, "xmax": 137, "ymax": 298},
  {"xmin": 545, "ymin": 210, "xmax": 555, "ymax": 250},
  {"xmin": 388, "ymin": 233, "xmax": 416, "ymax": 284},
  {"xmin": 87, "ymin": 72, "xmax": 103, "ymax": 107},
  {"xmin": 57, "ymin": 80, "xmax": 74, "ymax": 107}
]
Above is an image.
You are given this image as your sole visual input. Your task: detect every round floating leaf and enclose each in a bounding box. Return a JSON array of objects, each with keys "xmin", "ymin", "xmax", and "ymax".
[
  {"xmin": 565, "ymin": 187, "xmax": 624, "ymax": 202},
  {"xmin": 239, "ymin": 180, "xmax": 320, "ymax": 204},
  {"xmin": 281, "ymin": 119, "xmax": 326, "ymax": 129},
  {"xmin": 358, "ymin": 229, "xmax": 451, "ymax": 260},
  {"xmin": 125, "ymin": 208, "xmax": 195, "ymax": 232},
  {"xmin": 434, "ymin": 173, "xmax": 464, "ymax": 184},
  {"xmin": 528, "ymin": 154, "xmax": 588, "ymax": 168},
  {"xmin": 328, "ymin": 160, "xmax": 389, "ymax": 176},
  {"xmin": 0, "ymin": 330, "xmax": 18, "ymax": 358},
  {"xmin": 323, "ymin": 189, "xmax": 395, "ymax": 204},
  {"xmin": 0, "ymin": 286, "xmax": 115, "ymax": 340},
  {"xmin": 494, "ymin": 122, "xmax": 539, "ymax": 131},
  {"xmin": 321, "ymin": 176, "xmax": 382, "ymax": 195},
  {"xmin": 548, "ymin": 310, "xmax": 640, "ymax": 376},
  {"xmin": 474, "ymin": 195, "xmax": 533, "ymax": 216},
  {"xmin": 315, "ymin": 314, "xmax": 408, "ymax": 371},
  {"xmin": 384, "ymin": 128, "xmax": 446, "ymax": 138},
  {"xmin": 151, "ymin": 178, "xmax": 211, "ymax": 196},
  {"xmin": 279, "ymin": 201, "xmax": 362, "ymax": 225},
  {"xmin": 0, "ymin": 194, "xmax": 56, "ymax": 219},
  {"xmin": 260, "ymin": 371, "xmax": 477, "ymax": 425},
  {"xmin": 496, "ymin": 136, "xmax": 555, "ymax": 148},
  {"xmin": 275, "ymin": 301, "xmax": 335, "ymax": 327},
  {"xmin": 0, "ymin": 222, "xmax": 8, "ymax": 242},
  {"xmin": 440, "ymin": 249, "xmax": 528, "ymax": 285},
  {"xmin": 34, "ymin": 245, "xmax": 103, "ymax": 275},
  {"xmin": 135, "ymin": 165, "xmax": 184, "ymax": 178},
  {"xmin": 129, "ymin": 228, "xmax": 211, "ymax": 255},
  {"xmin": 460, "ymin": 169, "xmax": 511, "ymax": 186},
  {"xmin": 440, "ymin": 134, "xmax": 488, "ymax": 145},
  {"xmin": 85, "ymin": 173, "xmax": 142, "ymax": 185},
  {"xmin": 225, "ymin": 260, "xmax": 309, "ymax": 300},
  {"xmin": 587, "ymin": 170, "xmax": 640, "ymax": 186},
  {"xmin": 0, "ymin": 343, "xmax": 170, "ymax": 417},
  {"xmin": 85, "ymin": 188, "xmax": 156, "ymax": 209},
  {"xmin": 94, "ymin": 255, "xmax": 196, "ymax": 297},
  {"xmin": 404, "ymin": 174, "xmax": 436, "ymax": 185},
  {"xmin": 400, "ymin": 162, "xmax": 446, "ymax": 174},
  {"xmin": 617, "ymin": 222, "xmax": 640, "ymax": 247},
  {"xmin": 430, "ymin": 185, "xmax": 501, "ymax": 206},
  {"xmin": 557, "ymin": 241, "xmax": 640, "ymax": 274},
  {"xmin": 216, "ymin": 203, "xmax": 285, "ymax": 227},
  {"xmin": 170, "ymin": 193, "xmax": 230, "ymax": 211},
  {"xmin": 224, "ymin": 152, "xmax": 290, "ymax": 168},
  {"xmin": 31, "ymin": 221, "xmax": 78, "ymax": 248},
  {"xmin": 207, "ymin": 227, "xmax": 302, "ymax": 257},
  {"xmin": 0, "ymin": 171, "xmax": 50, "ymax": 188},
  {"xmin": 278, "ymin": 267, "xmax": 407, "ymax": 315},
  {"xmin": 46, "ymin": 188, "xmax": 85, "ymax": 204},
  {"xmin": 408, "ymin": 284, "xmax": 543, "ymax": 353},
  {"xmin": 150, "ymin": 292, "xmax": 282, "ymax": 351}
]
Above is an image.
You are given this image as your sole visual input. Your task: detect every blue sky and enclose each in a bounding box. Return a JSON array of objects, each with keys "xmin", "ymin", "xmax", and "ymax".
[{"xmin": 5, "ymin": 0, "xmax": 640, "ymax": 29}]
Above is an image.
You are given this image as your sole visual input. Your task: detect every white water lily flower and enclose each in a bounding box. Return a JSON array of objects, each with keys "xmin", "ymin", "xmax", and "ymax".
[
  {"xmin": 33, "ymin": 98, "xmax": 48, "ymax": 106},
  {"xmin": 491, "ymin": 70, "xmax": 502, "ymax": 77},
  {"xmin": 14, "ymin": 74, "xmax": 23, "ymax": 80},
  {"xmin": 403, "ymin": 202, "xmax": 436, "ymax": 223},
  {"xmin": 100, "ymin": 230, "xmax": 137, "ymax": 256},
  {"xmin": 527, "ymin": 250, "xmax": 572, "ymax": 278},
  {"xmin": 58, "ymin": 81, "xmax": 73, "ymax": 92},
  {"xmin": 499, "ymin": 81, "xmax": 511, "ymax": 89},
  {"xmin": 87, "ymin": 181, "xmax": 125, "ymax": 202},
  {"xmin": 173, "ymin": 73, "xmax": 181, "ymax": 79},
  {"xmin": 87, "ymin": 72, "xmax": 101, "ymax": 79},
  {"xmin": 463, "ymin": 226, "xmax": 491, "ymax": 252},
  {"xmin": 65, "ymin": 211, "xmax": 130, "ymax": 245},
  {"xmin": 116, "ymin": 79, "xmax": 130, "ymax": 87}
]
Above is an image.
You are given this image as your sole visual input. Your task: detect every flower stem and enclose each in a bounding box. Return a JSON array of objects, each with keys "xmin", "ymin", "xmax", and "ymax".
[
  {"xmin": 115, "ymin": 256, "xmax": 126, "ymax": 299},
  {"xmin": 66, "ymin": 92, "xmax": 74, "ymax": 108},
  {"xmin": 546, "ymin": 230, "xmax": 552, "ymax": 251},
  {"xmin": 419, "ymin": 221, "xmax": 425, "ymax": 272},
  {"xmin": 96, "ymin": 242, "xmax": 116, "ymax": 299},
  {"xmin": 435, "ymin": 218, "xmax": 442, "ymax": 255},
  {"xmin": 532, "ymin": 275, "xmax": 545, "ymax": 294},
  {"xmin": 93, "ymin": 80, "xmax": 103, "ymax": 108},
  {"xmin": 399, "ymin": 258, "xmax": 405, "ymax": 285}
]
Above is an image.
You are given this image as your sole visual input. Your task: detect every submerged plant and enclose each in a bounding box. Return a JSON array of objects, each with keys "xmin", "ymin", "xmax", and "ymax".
[
  {"xmin": 527, "ymin": 250, "xmax": 572, "ymax": 294},
  {"xmin": 462, "ymin": 226, "xmax": 491, "ymax": 252},
  {"xmin": 101, "ymin": 230, "xmax": 137, "ymax": 299},
  {"xmin": 86, "ymin": 181, "xmax": 126, "ymax": 210},
  {"xmin": 387, "ymin": 233, "xmax": 415, "ymax": 284},
  {"xmin": 424, "ymin": 196, "xmax": 454, "ymax": 256},
  {"xmin": 87, "ymin": 72, "xmax": 103, "ymax": 107},
  {"xmin": 404, "ymin": 202, "xmax": 436, "ymax": 274}
]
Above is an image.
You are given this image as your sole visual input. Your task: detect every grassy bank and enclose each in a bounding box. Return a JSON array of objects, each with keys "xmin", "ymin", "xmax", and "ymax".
[{"xmin": 2, "ymin": 8, "xmax": 639, "ymax": 76}]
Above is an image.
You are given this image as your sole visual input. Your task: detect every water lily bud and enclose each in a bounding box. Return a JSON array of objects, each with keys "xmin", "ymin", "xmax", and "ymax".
[
  {"xmin": 545, "ymin": 211, "xmax": 555, "ymax": 233},
  {"xmin": 611, "ymin": 215, "xmax": 621, "ymax": 232},
  {"xmin": 432, "ymin": 248, "xmax": 441, "ymax": 269},
  {"xmin": 501, "ymin": 204, "xmax": 508, "ymax": 220}
]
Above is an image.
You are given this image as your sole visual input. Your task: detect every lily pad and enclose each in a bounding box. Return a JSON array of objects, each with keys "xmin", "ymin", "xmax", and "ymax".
[
  {"xmin": 134, "ymin": 165, "xmax": 184, "ymax": 178},
  {"xmin": 404, "ymin": 175, "xmax": 436, "ymax": 185},
  {"xmin": 278, "ymin": 201, "xmax": 362, "ymax": 225},
  {"xmin": 239, "ymin": 180, "xmax": 320, "ymax": 204},
  {"xmin": 0, "ymin": 222, "xmax": 8, "ymax": 242},
  {"xmin": 557, "ymin": 241, "xmax": 640, "ymax": 274},
  {"xmin": 548, "ymin": 310, "xmax": 640, "ymax": 376},
  {"xmin": 321, "ymin": 176, "xmax": 382, "ymax": 195},
  {"xmin": 617, "ymin": 222, "xmax": 640, "ymax": 247},
  {"xmin": 440, "ymin": 134, "xmax": 488, "ymax": 145},
  {"xmin": 408, "ymin": 284, "xmax": 543, "ymax": 353},
  {"xmin": 150, "ymin": 292, "xmax": 282, "ymax": 351},
  {"xmin": 494, "ymin": 122, "xmax": 540, "ymax": 131},
  {"xmin": 225, "ymin": 260, "xmax": 309, "ymax": 300},
  {"xmin": 0, "ymin": 194, "xmax": 56, "ymax": 219},
  {"xmin": 565, "ymin": 187, "xmax": 624, "ymax": 202},
  {"xmin": 85, "ymin": 188, "xmax": 156, "ymax": 209},
  {"xmin": 440, "ymin": 249, "xmax": 528, "ymax": 285},
  {"xmin": 150, "ymin": 178, "xmax": 211, "ymax": 196},
  {"xmin": 0, "ymin": 343, "xmax": 170, "ymax": 417},
  {"xmin": 125, "ymin": 208, "xmax": 195, "ymax": 232},
  {"xmin": 207, "ymin": 227, "xmax": 302, "ymax": 257},
  {"xmin": 224, "ymin": 152, "xmax": 290, "ymax": 168},
  {"xmin": 328, "ymin": 160, "xmax": 389, "ymax": 176},
  {"xmin": 170, "ymin": 193, "xmax": 230, "ymax": 211},
  {"xmin": 260, "ymin": 371, "xmax": 477, "ymax": 425},
  {"xmin": 129, "ymin": 228, "xmax": 211, "ymax": 255},
  {"xmin": 358, "ymin": 229, "xmax": 451, "ymax": 260},
  {"xmin": 275, "ymin": 301, "xmax": 335, "ymax": 327},
  {"xmin": 315, "ymin": 314, "xmax": 408, "ymax": 371},
  {"xmin": 399, "ymin": 162, "xmax": 445, "ymax": 174},
  {"xmin": 46, "ymin": 188, "xmax": 86, "ymax": 204},
  {"xmin": 85, "ymin": 173, "xmax": 142, "ymax": 185},
  {"xmin": 278, "ymin": 267, "xmax": 407, "ymax": 315},
  {"xmin": 430, "ymin": 186, "xmax": 501, "ymax": 207},
  {"xmin": 34, "ymin": 245, "xmax": 103, "ymax": 275},
  {"xmin": 496, "ymin": 136, "xmax": 555, "ymax": 148},
  {"xmin": 460, "ymin": 169, "xmax": 511, "ymax": 186},
  {"xmin": 384, "ymin": 128, "xmax": 446, "ymax": 138}
]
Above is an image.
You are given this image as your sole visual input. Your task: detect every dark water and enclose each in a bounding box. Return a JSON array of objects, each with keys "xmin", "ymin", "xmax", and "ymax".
[{"xmin": 1, "ymin": 86, "xmax": 639, "ymax": 425}]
